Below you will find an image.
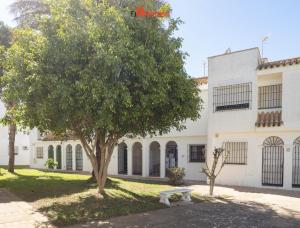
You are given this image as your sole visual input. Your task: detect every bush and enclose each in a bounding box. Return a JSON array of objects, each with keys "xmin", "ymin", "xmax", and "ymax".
[
  {"xmin": 45, "ymin": 158, "xmax": 58, "ymax": 169},
  {"xmin": 166, "ymin": 167, "xmax": 185, "ymax": 185}
]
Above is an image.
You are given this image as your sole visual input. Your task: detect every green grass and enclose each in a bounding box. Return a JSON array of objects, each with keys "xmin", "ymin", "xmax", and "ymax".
[{"xmin": 0, "ymin": 168, "xmax": 178, "ymax": 226}]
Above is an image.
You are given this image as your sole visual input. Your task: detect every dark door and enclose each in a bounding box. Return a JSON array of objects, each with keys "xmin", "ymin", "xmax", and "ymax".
[
  {"xmin": 262, "ymin": 146, "xmax": 284, "ymax": 186},
  {"xmin": 293, "ymin": 144, "xmax": 300, "ymax": 187},
  {"xmin": 56, "ymin": 145, "xmax": 62, "ymax": 169}
]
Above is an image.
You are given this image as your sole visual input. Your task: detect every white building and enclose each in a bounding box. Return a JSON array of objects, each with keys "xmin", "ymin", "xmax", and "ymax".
[
  {"xmin": 0, "ymin": 101, "xmax": 31, "ymax": 166},
  {"xmin": 3, "ymin": 47, "xmax": 300, "ymax": 191}
]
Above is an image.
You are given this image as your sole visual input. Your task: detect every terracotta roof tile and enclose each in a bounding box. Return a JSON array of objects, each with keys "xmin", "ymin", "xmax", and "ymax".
[
  {"xmin": 258, "ymin": 57, "xmax": 300, "ymax": 70},
  {"xmin": 41, "ymin": 131, "xmax": 78, "ymax": 141},
  {"xmin": 255, "ymin": 111, "xmax": 283, "ymax": 127},
  {"xmin": 194, "ymin": 76, "xmax": 208, "ymax": 85}
]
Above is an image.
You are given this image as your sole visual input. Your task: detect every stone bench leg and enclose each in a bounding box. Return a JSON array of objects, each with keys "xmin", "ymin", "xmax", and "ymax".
[
  {"xmin": 181, "ymin": 192, "xmax": 191, "ymax": 202},
  {"xmin": 160, "ymin": 195, "xmax": 170, "ymax": 206}
]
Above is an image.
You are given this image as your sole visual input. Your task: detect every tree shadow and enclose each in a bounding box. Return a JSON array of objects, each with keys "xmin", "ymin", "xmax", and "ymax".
[
  {"xmin": 0, "ymin": 171, "xmax": 97, "ymax": 202},
  {"xmin": 38, "ymin": 179, "xmax": 167, "ymax": 226},
  {"xmin": 64, "ymin": 197, "xmax": 300, "ymax": 228}
]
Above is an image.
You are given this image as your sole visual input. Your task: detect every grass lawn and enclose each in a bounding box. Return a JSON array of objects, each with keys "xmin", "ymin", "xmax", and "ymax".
[{"xmin": 0, "ymin": 167, "xmax": 186, "ymax": 226}]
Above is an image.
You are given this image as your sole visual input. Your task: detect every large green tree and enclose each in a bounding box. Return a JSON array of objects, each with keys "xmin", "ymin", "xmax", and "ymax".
[{"xmin": 2, "ymin": 0, "xmax": 202, "ymax": 194}]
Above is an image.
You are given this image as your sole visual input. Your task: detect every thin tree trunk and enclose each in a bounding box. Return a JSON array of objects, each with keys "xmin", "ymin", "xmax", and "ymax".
[
  {"xmin": 92, "ymin": 137, "xmax": 101, "ymax": 179},
  {"xmin": 209, "ymin": 178, "xmax": 215, "ymax": 196},
  {"xmin": 8, "ymin": 123, "xmax": 16, "ymax": 173}
]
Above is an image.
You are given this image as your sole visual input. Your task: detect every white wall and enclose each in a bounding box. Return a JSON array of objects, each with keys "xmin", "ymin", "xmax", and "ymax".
[
  {"xmin": 213, "ymin": 132, "xmax": 299, "ymax": 190},
  {"xmin": 206, "ymin": 48, "xmax": 300, "ymax": 190},
  {"xmin": 109, "ymin": 136, "xmax": 208, "ymax": 181},
  {"xmin": 0, "ymin": 101, "xmax": 31, "ymax": 166}
]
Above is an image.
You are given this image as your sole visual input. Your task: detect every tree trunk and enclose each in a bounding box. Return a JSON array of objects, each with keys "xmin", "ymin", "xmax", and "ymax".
[
  {"xmin": 209, "ymin": 178, "xmax": 215, "ymax": 196},
  {"xmin": 92, "ymin": 137, "xmax": 101, "ymax": 179},
  {"xmin": 8, "ymin": 123, "xmax": 16, "ymax": 173}
]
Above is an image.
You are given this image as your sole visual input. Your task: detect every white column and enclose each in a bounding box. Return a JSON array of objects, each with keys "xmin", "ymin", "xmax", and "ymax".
[
  {"xmin": 127, "ymin": 141, "xmax": 133, "ymax": 176},
  {"xmin": 284, "ymin": 144, "xmax": 293, "ymax": 189},
  {"xmin": 160, "ymin": 143, "xmax": 166, "ymax": 178},
  {"xmin": 143, "ymin": 140, "xmax": 149, "ymax": 177}
]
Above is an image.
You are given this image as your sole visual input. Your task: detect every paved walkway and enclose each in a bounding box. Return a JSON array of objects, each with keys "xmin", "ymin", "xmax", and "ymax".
[
  {"xmin": 70, "ymin": 185, "xmax": 300, "ymax": 228},
  {"xmin": 0, "ymin": 188, "xmax": 50, "ymax": 228}
]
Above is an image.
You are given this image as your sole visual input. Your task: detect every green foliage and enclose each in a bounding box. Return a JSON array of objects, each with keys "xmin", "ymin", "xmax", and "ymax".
[
  {"xmin": 1, "ymin": 0, "xmax": 202, "ymax": 191},
  {"xmin": 1, "ymin": 0, "xmax": 202, "ymax": 139},
  {"xmin": 45, "ymin": 158, "xmax": 58, "ymax": 169},
  {"xmin": 166, "ymin": 167, "xmax": 185, "ymax": 185}
]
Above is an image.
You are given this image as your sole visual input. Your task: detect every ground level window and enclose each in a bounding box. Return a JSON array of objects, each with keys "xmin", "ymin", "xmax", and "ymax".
[
  {"xmin": 224, "ymin": 142, "xmax": 247, "ymax": 165},
  {"xmin": 36, "ymin": 147, "xmax": 44, "ymax": 159},
  {"xmin": 189, "ymin": 145, "xmax": 206, "ymax": 162}
]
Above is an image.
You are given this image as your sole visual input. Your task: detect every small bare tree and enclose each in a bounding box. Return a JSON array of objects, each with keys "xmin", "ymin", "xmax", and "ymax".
[{"xmin": 203, "ymin": 147, "xmax": 229, "ymax": 196}]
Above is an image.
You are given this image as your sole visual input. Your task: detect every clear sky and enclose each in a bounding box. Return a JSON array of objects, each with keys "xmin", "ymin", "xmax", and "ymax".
[{"xmin": 1, "ymin": 0, "xmax": 300, "ymax": 77}]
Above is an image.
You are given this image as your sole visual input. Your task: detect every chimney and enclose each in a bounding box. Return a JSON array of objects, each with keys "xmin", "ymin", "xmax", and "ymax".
[{"xmin": 261, "ymin": 58, "xmax": 268, "ymax": 64}]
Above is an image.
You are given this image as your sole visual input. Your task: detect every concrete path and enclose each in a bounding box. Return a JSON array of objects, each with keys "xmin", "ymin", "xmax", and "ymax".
[
  {"xmin": 0, "ymin": 188, "xmax": 50, "ymax": 228},
  {"xmin": 70, "ymin": 185, "xmax": 300, "ymax": 228}
]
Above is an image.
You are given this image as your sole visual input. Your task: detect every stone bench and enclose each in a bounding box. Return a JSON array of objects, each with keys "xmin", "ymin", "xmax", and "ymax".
[{"xmin": 159, "ymin": 188, "xmax": 192, "ymax": 206}]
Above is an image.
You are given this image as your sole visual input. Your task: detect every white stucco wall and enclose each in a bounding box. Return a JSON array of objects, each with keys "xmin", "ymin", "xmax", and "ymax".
[
  {"xmin": 207, "ymin": 48, "xmax": 300, "ymax": 190},
  {"xmin": 0, "ymin": 101, "xmax": 31, "ymax": 166}
]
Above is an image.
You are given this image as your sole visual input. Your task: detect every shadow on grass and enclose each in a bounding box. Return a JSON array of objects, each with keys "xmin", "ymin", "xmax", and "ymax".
[
  {"xmin": 38, "ymin": 178, "xmax": 167, "ymax": 226},
  {"xmin": 0, "ymin": 171, "xmax": 97, "ymax": 202}
]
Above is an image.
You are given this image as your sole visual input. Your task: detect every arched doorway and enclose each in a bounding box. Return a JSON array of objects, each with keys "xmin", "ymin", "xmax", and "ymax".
[
  {"xmin": 75, "ymin": 144, "xmax": 83, "ymax": 171},
  {"xmin": 262, "ymin": 136, "xmax": 284, "ymax": 186},
  {"xmin": 118, "ymin": 143, "xmax": 128, "ymax": 174},
  {"xmin": 66, "ymin": 144, "xmax": 73, "ymax": 170},
  {"xmin": 132, "ymin": 142, "xmax": 142, "ymax": 175},
  {"xmin": 56, "ymin": 145, "xmax": 62, "ymax": 169},
  {"xmin": 48, "ymin": 145, "xmax": 54, "ymax": 159},
  {"xmin": 293, "ymin": 137, "xmax": 300, "ymax": 187},
  {"xmin": 166, "ymin": 141, "xmax": 178, "ymax": 169},
  {"xmin": 149, "ymin": 141, "xmax": 160, "ymax": 176}
]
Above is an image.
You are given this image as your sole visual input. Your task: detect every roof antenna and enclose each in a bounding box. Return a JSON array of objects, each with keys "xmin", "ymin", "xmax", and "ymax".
[
  {"xmin": 225, "ymin": 48, "xmax": 231, "ymax": 54},
  {"xmin": 203, "ymin": 60, "xmax": 206, "ymax": 76},
  {"xmin": 261, "ymin": 34, "xmax": 271, "ymax": 58}
]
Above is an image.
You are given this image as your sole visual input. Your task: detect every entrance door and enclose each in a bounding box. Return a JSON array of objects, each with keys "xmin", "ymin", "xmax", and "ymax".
[
  {"xmin": 293, "ymin": 137, "xmax": 300, "ymax": 187},
  {"xmin": 149, "ymin": 141, "xmax": 160, "ymax": 176},
  {"xmin": 262, "ymin": 136, "xmax": 284, "ymax": 186},
  {"xmin": 166, "ymin": 141, "xmax": 178, "ymax": 169},
  {"xmin": 132, "ymin": 142, "xmax": 142, "ymax": 175},
  {"xmin": 118, "ymin": 143, "xmax": 128, "ymax": 174}
]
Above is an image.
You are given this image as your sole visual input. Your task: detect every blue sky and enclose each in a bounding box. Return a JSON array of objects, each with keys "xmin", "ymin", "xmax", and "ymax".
[{"xmin": 1, "ymin": 0, "xmax": 300, "ymax": 77}]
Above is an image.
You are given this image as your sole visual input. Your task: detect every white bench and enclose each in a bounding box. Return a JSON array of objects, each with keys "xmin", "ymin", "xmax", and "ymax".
[{"xmin": 159, "ymin": 188, "xmax": 192, "ymax": 206}]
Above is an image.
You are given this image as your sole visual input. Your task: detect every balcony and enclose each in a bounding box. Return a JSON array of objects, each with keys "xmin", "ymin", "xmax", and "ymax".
[
  {"xmin": 256, "ymin": 84, "xmax": 283, "ymax": 127},
  {"xmin": 255, "ymin": 111, "xmax": 283, "ymax": 127}
]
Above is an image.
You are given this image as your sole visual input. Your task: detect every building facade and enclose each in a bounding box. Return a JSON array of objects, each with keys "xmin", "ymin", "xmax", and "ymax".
[
  {"xmin": 0, "ymin": 101, "xmax": 31, "ymax": 166},
  {"xmin": 2, "ymin": 47, "xmax": 300, "ymax": 190}
]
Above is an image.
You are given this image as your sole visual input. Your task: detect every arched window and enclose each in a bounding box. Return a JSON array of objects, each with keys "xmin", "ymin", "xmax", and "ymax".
[
  {"xmin": 166, "ymin": 141, "xmax": 178, "ymax": 169},
  {"xmin": 262, "ymin": 136, "xmax": 284, "ymax": 186},
  {"xmin": 132, "ymin": 142, "xmax": 142, "ymax": 175},
  {"xmin": 149, "ymin": 141, "xmax": 160, "ymax": 177},
  {"xmin": 118, "ymin": 143, "xmax": 128, "ymax": 174},
  {"xmin": 75, "ymin": 144, "xmax": 83, "ymax": 171},
  {"xmin": 263, "ymin": 136, "xmax": 284, "ymax": 147},
  {"xmin": 48, "ymin": 145, "xmax": 54, "ymax": 159},
  {"xmin": 66, "ymin": 144, "xmax": 73, "ymax": 170}
]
